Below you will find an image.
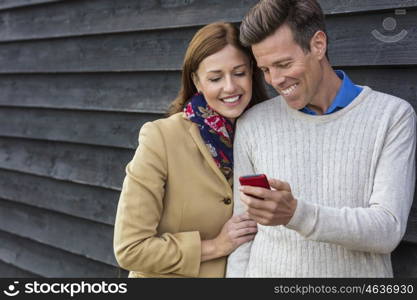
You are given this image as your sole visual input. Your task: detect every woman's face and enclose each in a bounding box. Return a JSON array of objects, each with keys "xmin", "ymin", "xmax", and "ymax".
[{"xmin": 193, "ymin": 45, "xmax": 253, "ymax": 123}]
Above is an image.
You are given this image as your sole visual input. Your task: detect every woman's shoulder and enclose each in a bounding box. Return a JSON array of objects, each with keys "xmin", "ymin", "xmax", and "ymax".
[
  {"xmin": 139, "ymin": 112, "xmax": 191, "ymax": 140},
  {"xmin": 150, "ymin": 112, "xmax": 190, "ymax": 131}
]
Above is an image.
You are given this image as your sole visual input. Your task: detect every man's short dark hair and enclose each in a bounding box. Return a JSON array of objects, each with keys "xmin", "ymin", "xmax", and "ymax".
[{"xmin": 240, "ymin": 0, "xmax": 327, "ymax": 53}]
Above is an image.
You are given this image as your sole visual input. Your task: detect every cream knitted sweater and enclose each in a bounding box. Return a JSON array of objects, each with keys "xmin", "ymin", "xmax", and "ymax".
[{"xmin": 226, "ymin": 87, "xmax": 416, "ymax": 277}]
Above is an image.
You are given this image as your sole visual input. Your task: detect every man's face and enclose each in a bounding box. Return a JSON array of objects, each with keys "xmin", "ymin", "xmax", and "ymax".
[{"xmin": 252, "ymin": 24, "xmax": 324, "ymax": 110}]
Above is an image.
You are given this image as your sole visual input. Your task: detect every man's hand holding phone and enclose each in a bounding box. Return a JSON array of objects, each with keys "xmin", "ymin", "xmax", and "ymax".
[{"xmin": 239, "ymin": 174, "xmax": 298, "ymax": 226}]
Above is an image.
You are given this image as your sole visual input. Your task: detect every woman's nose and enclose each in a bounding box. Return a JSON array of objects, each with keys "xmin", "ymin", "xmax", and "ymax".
[{"xmin": 223, "ymin": 77, "xmax": 237, "ymax": 93}]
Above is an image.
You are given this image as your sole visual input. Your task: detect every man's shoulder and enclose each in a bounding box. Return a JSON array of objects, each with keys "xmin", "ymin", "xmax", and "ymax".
[{"xmin": 365, "ymin": 88, "xmax": 415, "ymax": 116}]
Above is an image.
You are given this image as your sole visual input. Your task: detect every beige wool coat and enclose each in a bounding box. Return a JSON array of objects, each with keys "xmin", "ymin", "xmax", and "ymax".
[{"xmin": 113, "ymin": 112, "xmax": 234, "ymax": 277}]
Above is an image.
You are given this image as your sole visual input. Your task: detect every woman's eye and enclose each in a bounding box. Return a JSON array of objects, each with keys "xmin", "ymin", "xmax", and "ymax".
[
  {"xmin": 209, "ymin": 78, "xmax": 221, "ymax": 82},
  {"xmin": 235, "ymin": 72, "xmax": 246, "ymax": 77}
]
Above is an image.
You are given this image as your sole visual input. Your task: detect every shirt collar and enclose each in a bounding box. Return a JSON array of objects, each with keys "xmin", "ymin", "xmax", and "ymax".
[{"xmin": 300, "ymin": 70, "xmax": 362, "ymax": 115}]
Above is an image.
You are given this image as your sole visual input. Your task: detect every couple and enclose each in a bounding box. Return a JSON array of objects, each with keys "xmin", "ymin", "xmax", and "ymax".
[{"xmin": 114, "ymin": 0, "xmax": 416, "ymax": 278}]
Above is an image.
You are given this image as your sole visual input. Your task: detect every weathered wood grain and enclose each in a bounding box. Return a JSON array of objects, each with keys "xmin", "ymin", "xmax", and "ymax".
[
  {"xmin": 326, "ymin": 11, "xmax": 417, "ymax": 66},
  {"xmin": 404, "ymin": 204, "xmax": 417, "ymax": 244},
  {"xmin": 319, "ymin": 0, "xmax": 417, "ymax": 14},
  {"xmin": 0, "ymin": 0, "xmax": 62, "ymax": 10},
  {"xmin": 0, "ymin": 27, "xmax": 194, "ymax": 72},
  {"xmin": 0, "ymin": 10, "xmax": 416, "ymax": 74},
  {"xmin": 0, "ymin": 72, "xmax": 179, "ymax": 113},
  {"xmin": 0, "ymin": 169, "xmax": 119, "ymax": 225},
  {"xmin": 0, "ymin": 199, "xmax": 117, "ymax": 266},
  {"xmin": 0, "ymin": 137, "xmax": 133, "ymax": 190},
  {"xmin": 392, "ymin": 241, "xmax": 417, "ymax": 277},
  {"xmin": 0, "ymin": 229, "xmax": 123, "ymax": 277},
  {"xmin": 0, "ymin": 107, "xmax": 159, "ymax": 149},
  {"xmin": 0, "ymin": 259, "xmax": 39, "ymax": 277},
  {"xmin": 0, "ymin": 0, "xmax": 416, "ymax": 41}
]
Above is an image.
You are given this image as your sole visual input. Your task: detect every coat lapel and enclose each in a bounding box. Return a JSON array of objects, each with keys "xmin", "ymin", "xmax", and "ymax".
[{"xmin": 188, "ymin": 122, "xmax": 232, "ymax": 195}]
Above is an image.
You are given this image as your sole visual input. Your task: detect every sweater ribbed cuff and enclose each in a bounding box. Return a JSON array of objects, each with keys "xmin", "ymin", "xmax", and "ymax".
[{"xmin": 285, "ymin": 199, "xmax": 318, "ymax": 237}]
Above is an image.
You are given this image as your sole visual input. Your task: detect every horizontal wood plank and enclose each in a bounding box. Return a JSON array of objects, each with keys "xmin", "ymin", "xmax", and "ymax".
[
  {"xmin": 319, "ymin": 0, "xmax": 417, "ymax": 14},
  {"xmin": 0, "ymin": 72, "xmax": 179, "ymax": 113},
  {"xmin": 0, "ymin": 10, "xmax": 416, "ymax": 74},
  {"xmin": 0, "ymin": 107, "xmax": 159, "ymax": 149},
  {"xmin": 326, "ymin": 10, "xmax": 417, "ymax": 66},
  {"xmin": 0, "ymin": 199, "xmax": 117, "ymax": 266},
  {"xmin": 0, "ymin": 27, "xmax": 195, "ymax": 72},
  {"xmin": 0, "ymin": 169, "xmax": 119, "ymax": 225},
  {"xmin": 0, "ymin": 0, "xmax": 62, "ymax": 10},
  {"xmin": 404, "ymin": 204, "xmax": 417, "ymax": 244},
  {"xmin": 0, "ymin": 0, "xmax": 416, "ymax": 42},
  {"xmin": 0, "ymin": 137, "xmax": 133, "ymax": 190},
  {"xmin": 0, "ymin": 229, "xmax": 123, "ymax": 277},
  {"xmin": 0, "ymin": 0, "xmax": 250, "ymax": 41},
  {"xmin": 0, "ymin": 259, "xmax": 39, "ymax": 277},
  {"xmin": 392, "ymin": 241, "xmax": 417, "ymax": 277}
]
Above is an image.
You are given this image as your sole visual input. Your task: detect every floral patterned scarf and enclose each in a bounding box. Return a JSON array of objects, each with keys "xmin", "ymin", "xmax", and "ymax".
[{"xmin": 184, "ymin": 93, "xmax": 234, "ymax": 186}]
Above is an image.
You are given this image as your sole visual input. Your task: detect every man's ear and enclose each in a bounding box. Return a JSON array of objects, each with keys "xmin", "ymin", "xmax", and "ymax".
[
  {"xmin": 191, "ymin": 73, "xmax": 201, "ymax": 92},
  {"xmin": 310, "ymin": 30, "xmax": 327, "ymax": 60}
]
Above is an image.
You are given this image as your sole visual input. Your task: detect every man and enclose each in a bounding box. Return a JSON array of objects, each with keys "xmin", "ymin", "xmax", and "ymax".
[{"xmin": 226, "ymin": 0, "xmax": 416, "ymax": 277}]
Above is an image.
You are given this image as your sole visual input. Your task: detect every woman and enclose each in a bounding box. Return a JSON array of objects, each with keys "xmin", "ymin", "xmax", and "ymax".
[{"xmin": 113, "ymin": 22, "xmax": 268, "ymax": 278}]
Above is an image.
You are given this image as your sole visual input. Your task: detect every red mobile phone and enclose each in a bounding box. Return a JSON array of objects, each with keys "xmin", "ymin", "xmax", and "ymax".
[{"xmin": 239, "ymin": 174, "xmax": 270, "ymax": 189}]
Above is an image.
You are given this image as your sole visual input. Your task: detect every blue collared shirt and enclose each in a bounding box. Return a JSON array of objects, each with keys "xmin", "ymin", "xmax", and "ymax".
[{"xmin": 300, "ymin": 70, "xmax": 363, "ymax": 115}]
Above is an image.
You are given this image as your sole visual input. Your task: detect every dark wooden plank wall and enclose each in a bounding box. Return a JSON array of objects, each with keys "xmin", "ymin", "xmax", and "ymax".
[
  {"xmin": 0, "ymin": 0, "xmax": 63, "ymax": 10},
  {"xmin": 0, "ymin": 0, "xmax": 416, "ymax": 277}
]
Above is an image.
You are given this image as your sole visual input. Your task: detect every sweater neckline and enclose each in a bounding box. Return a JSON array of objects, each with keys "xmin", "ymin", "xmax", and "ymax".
[{"xmin": 283, "ymin": 86, "xmax": 372, "ymax": 122}]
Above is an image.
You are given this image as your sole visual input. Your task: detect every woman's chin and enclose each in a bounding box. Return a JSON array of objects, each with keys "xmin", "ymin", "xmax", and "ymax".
[
  {"xmin": 217, "ymin": 99, "xmax": 251, "ymax": 119},
  {"xmin": 218, "ymin": 107, "xmax": 246, "ymax": 121}
]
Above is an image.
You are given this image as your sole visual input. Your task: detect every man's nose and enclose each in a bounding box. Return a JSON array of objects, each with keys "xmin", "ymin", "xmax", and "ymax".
[{"xmin": 270, "ymin": 68, "xmax": 285, "ymax": 88}]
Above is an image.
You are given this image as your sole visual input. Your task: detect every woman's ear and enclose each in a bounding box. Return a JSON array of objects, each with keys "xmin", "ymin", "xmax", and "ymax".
[
  {"xmin": 191, "ymin": 73, "xmax": 201, "ymax": 93},
  {"xmin": 310, "ymin": 30, "xmax": 327, "ymax": 60}
]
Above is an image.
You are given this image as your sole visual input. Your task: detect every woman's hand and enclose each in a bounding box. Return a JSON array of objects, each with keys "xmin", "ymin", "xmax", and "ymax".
[{"xmin": 201, "ymin": 213, "xmax": 257, "ymax": 262}]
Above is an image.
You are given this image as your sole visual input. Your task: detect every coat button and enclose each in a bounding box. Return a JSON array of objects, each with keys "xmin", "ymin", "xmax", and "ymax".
[{"xmin": 223, "ymin": 198, "xmax": 231, "ymax": 205}]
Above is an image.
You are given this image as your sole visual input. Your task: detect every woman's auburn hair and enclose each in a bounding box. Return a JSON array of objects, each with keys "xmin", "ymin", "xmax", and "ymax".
[{"xmin": 167, "ymin": 22, "xmax": 268, "ymax": 116}]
